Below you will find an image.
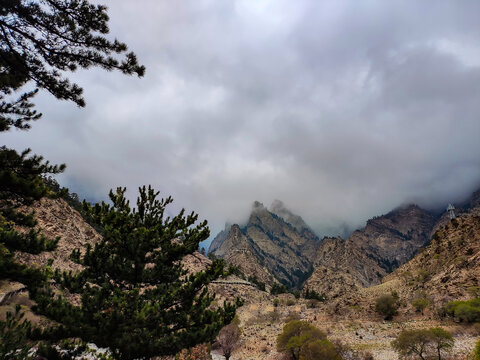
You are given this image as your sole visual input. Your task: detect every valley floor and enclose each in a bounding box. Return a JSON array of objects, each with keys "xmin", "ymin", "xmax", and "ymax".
[{"xmin": 221, "ymin": 296, "xmax": 478, "ymax": 360}]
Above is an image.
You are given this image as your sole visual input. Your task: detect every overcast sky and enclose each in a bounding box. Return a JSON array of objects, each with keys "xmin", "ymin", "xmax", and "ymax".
[{"xmin": 4, "ymin": 0, "xmax": 480, "ymax": 242}]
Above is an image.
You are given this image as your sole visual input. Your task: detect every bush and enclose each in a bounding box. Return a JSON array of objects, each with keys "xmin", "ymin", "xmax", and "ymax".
[
  {"xmin": 216, "ymin": 323, "xmax": 241, "ymax": 360},
  {"xmin": 271, "ymin": 283, "xmax": 289, "ymax": 295},
  {"xmin": 392, "ymin": 327, "xmax": 453, "ymax": 360},
  {"xmin": 412, "ymin": 297, "xmax": 430, "ymax": 314},
  {"xmin": 301, "ymin": 339, "xmax": 343, "ymax": 360},
  {"xmin": 468, "ymin": 287, "xmax": 480, "ymax": 298},
  {"xmin": 304, "ymin": 288, "xmax": 326, "ymax": 302},
  {"xmin": 277, "ymin": 320, "xmax": 343, "ymax": 360},
  {"xmin": 228, "ymin": 266, "xmax": 244, "ymax": 279},
  {"xmin": 0, "ymin": 306, "xmax": 34, "ymax": 360},
  {"xmin": 445, "ymin": 298, "xmax": 480, "ymax": 323},
  {"xmin": 286, "ymin": 298, "xmax": 296, "ymax": 306},
  {"xmin": 416, "ymin": 269, "xmax": 431, "ymax": 284},
  {"xmin": 455, "ymin": 304, "xmax": 480, "ymax": 323},
  {"xmin": 375, "ymin": 294, "xmax": 399, "ymax": 320},
  {"xmin": 248, "ymin": 276, "xmax": 266, "ymax": 291}
]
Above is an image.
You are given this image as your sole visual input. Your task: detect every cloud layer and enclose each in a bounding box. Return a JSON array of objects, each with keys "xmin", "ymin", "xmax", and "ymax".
[{"xmin": 4, "ymin": 0, "xmax": 480, "ymax": 240}]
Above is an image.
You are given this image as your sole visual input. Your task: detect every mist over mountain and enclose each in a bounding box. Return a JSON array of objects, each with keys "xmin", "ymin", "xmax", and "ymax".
[{"xmin": 3, "ymin": 1, "xmax": 480, "ymax": 245}]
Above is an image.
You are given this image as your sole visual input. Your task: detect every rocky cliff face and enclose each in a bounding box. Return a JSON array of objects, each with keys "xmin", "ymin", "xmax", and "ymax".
[
  {"xmin": 383, "ymin": 193, "xmax": 480, "ymax": 304},
  {"xmin": 304, "ymin": 204, "xmax": 438, "ymax": 298},
  {"xmin": 210, "ymin": 201, "xmax": 320, "ymax": 288},
  {"xmin": 14, "ymin": 197, "xmax": 102, "ymax": 272},
  {"xmin": 208, "ymin": 223, "xmax": 232, "ymax": 254}
]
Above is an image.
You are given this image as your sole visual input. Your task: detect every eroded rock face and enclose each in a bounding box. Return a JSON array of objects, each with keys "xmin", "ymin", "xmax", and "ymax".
[
  {"xmin": 385, "ymin": 210, "xmax": 480, "ymax": 304},
  {"xmin": 208, "ymin": 223, "xmax": 232, "ymax": 254},
  {"xmin": 304, "ymin": 204, "xmax": 438, "ymax": 299},
  {"xmin": 14, "ymin": 197, "xmax": 102, "ymax": 272},
  {"xmin": 211, "ymin": 201, "xmax": 320, "ymax": 288}
]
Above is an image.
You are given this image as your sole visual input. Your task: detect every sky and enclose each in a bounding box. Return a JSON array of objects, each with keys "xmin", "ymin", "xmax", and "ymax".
[{"xmin": 4, "ymin": 0, "xmax": 480, "ymax": 244}]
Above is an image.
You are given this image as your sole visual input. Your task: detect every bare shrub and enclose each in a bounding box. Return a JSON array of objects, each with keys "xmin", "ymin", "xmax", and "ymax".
[{"xmin": 216, "ymin": 323, "xmax": 241, "ymax": 360}]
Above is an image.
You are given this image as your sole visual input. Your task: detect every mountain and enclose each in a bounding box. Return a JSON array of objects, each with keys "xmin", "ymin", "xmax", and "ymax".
[
  {"xmin": 209, "ymin": 201, "xmax": 320, "ymax": 288},
  {"xmin": 304, "ymin": 204, "xmax": 438, "ymax": 298},
  {"xmin": 14, "ymin": 197, "xmax": 102, "ymax": 273},
  {"xmin": 269, "ymin": 199, "xmax": 312, "ymax": 233},
  {"xmin": 382, "ymin": 194, "xmax": 480, "ymax": 304},
  {"xmin": 208, "ymin": 223, "xmax": 232, "ymax": 254}
]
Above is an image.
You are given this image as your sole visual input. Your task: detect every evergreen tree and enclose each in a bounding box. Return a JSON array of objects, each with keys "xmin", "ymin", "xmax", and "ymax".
[
  {"xmin": 0, "ymin": 0, "xmax": 145, "ymax": 131},
  {"xmin": 0, "ymin": 0, "xmax": 145, "ymax": 283},
  {"xmin": 0, "ymin": 305, "xmax": 34, "ymax": 360},
  {"xmin": 1, "ymin": 1, "xmax": 145, "ymax": 355},
  {"xmin": 37, "ymin": 186, "xmax": 239, "ymax": 359},
  {"xmin": 0, "ymin": 147, "xmax": 63, "ymax": 290}
]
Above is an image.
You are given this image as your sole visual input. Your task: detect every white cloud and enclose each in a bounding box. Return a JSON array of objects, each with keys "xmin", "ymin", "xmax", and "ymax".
[{"xmin": 4, "ymin": 0, "xmax": 480, "ymax": 241}]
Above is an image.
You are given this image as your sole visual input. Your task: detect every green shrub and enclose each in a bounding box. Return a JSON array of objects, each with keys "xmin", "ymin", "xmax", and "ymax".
[
  {"xmin": 271, "ymin": 283, "xmax": 289, "ymax": 295},
  {"xmin": 375, "ymin": 294, "xmax": 399, "ymax": 320},
  {"xmin": 392, "ymin": 327, "xmax": 453, "ymax": 360},
  {"xmin": 455, "ymin": 304, "xmax": 480, "ymax": 323},
  {"xmin": 301, "ymin": 339, "xmax": 343, "ymax": 360},
  {"xmin": 248, "ymin": 276, "xmax": 266, "ymax": 291},
  {"xmin": 304, "ymin": 288, "xmax": 326, "ymax": 302},
  {"xmin": 445, "ymin": 298, "xmax": 480, "ymax": 323},
  {"xmin": 0, "ymin": 306, "xmax": 34, "ymax": 360},
  {"xmin": 412, "ymin": 298, "xmax": 430, "ymax": 314},
  {"xmin": 416, "ymin": 269, "xmax": 431, "ymax": 284},
  {"xmin": 277, "ymin": 320, "xmax": 343, "ymax": 360},
  {"xmin": 286, "ymin": 299, "xmax": 296, "ymax": 306}
]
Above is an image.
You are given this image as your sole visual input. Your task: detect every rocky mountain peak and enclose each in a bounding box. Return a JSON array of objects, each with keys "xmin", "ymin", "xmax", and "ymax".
[
  {"xmin": 269, "ymin": 199, "xmax": 311, "ymax": 232},
  {"xmin": 210, "ymin": 200, "xmax": 320, "ymax": 288},
  {"xmin": 305, "ymin": 203, "xmax": 439, "ymax": 299},
  {"xmin": 252, "ymin": 200, "xmax": 266, "ymax": 211}
]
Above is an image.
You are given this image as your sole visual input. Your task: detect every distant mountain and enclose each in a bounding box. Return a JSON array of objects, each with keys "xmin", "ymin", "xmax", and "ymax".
[
  {"xmin": 304, "ymin": 204, "xmax": 439, "ymax": 298},
  {"xmin": 382, "ymin": 189, "xmax": 480, "ymax": 304},
  {"xmin": 208, "ymin": 223, "xmax": 232, "ymax": 254},
  {"xmin": 209, "ymin": 201, "xmax": 320, "ymax": 288},
  {"xmin": 269, "ymin": 199, "xmax": 312, "ymax": 233}
]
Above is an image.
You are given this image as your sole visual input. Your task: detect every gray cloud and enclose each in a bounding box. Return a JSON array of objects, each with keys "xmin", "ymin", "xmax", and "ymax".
[{"xmin": 4, "ymin": 0, "xmax": 480, "ymax": 241}]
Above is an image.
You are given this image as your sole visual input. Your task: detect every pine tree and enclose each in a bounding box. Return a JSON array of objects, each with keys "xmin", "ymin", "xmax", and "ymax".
[
  {"xmin": 1, "ymin": 1, "xmax": 145, "ymax": 355},
  {"xmin": 0, "ymin": 147, "xmax": 64, "ymax": 290},
  {"xmin": 0, "ymin": 0, "xmax": 145, "ymax": 283},
  {"xmin": 36, "ymin": 186, "xmax": 239, "ymax": 359},
  {"xmin": 0, "ymin": 0, "xmax": 145, "ymax": 131},
  {"xmin": 0, "ymin": 305, "xmax": 34, "ymax": 360}
]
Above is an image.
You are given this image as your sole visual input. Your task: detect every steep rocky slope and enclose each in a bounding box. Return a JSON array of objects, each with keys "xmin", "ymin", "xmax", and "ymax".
[
  {"xmin": 14, "ymin": 197, "xmax": 102, "ymax": 272},
  {"xmin": 213, "ymin": 224, "xmax": 275, "ymax": 287},
  {"xmin": 383, "ymin": 205, "xmax": 480, "ymax": 306},
  {"xmin": 210, "ymin": 201, "xmax": 320, "ymax": 288},
  {"xmin": 208, "ymin": 223, "xmax": 232, "ymax": 254},
  {"xmin": 304, "ymin": 204, "xmax": 438, "ymax": 298}
]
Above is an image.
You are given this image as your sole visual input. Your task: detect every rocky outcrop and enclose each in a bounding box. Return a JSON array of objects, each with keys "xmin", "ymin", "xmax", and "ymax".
[
  {"xmin": 269, "ymin": 200, "xmax": 311, "ymax": 234},
  {"xmin": 348, "ymin": 204, "xmax": 437, "ymax": 274},
  {"xmin": 214, "ymin": 224, "xmax": 276, "ymax": 287},
  {"xmin": 384, "ymin": 210, "xmax": 480, "ymax": 304},
  {"xmin": 208, "ymin": 223, "xmax": 232, "ymax": 254},
  {"xmin": 14, "ymin": 197, "xmax": 102, "ymax": 272},
  {"xmin": 211, "ymin": 201, "xmax": 320, "ymax": 288},
  {"xmin": 304, "ymin": 204, "xmax": 438, "ymax": 298}
]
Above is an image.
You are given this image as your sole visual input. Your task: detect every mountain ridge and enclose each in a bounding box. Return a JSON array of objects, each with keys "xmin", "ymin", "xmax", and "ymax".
[{"xmin": 209, "ymin": 200, "xmax": 320, "ymax": 288}]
